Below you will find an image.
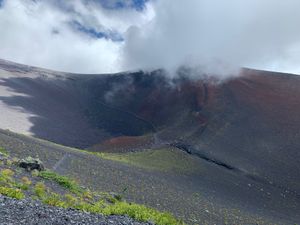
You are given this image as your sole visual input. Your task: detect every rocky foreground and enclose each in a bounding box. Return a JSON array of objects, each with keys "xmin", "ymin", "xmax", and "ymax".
[
  {"xmin": 0, "ymin": 151, "xmax": 181, "ymax": 225},
  {"xmin": 0, "ymin": 196, "xmax": 152, "ymax": 225}
]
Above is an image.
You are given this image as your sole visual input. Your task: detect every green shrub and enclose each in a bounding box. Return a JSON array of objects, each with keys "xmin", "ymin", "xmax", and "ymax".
[
  {"xmin": 65, "ymin": 194, "xmax": 78, "ymax": 205},
  {"xmin": 43, "ymin": 193, "xmax": 67, "ymax": 208},
  {"xmin": 14, "ymin": 176, "xmax": 32, "ymax": 190},
  {"xmin": 34, "ymin": 182, "xmax": 46, "ymax": 198},
  {"xmin": 15, "ymin": 182, "xmax": 30, "ymax": 190},
  {"xmin": 0, "ymin": 169, "xmax": 14, "ymax": 184},
  {"xmin": 1, "ymin": 168, "xmax": 14, "ymax": 177},
  {"xmin": 73, "ymin": 199, "xmax": 106, "ymax": 213},
  {"xmin": 81, "ymin": 190, "xmax": 93, "ymax": 200},
  {"xmin": 0, "ymin": 147, "xmax": 8, "ymax": 156},
  {"xmin": 0, "ymin": 186, "xmax": 25, "ymax": 199},
  {"xmin": 21, "ymin": 176, "xmax": 32, "ymax": 185},
  {"xmin": 31, "ymin": 169, "xmax": 39, "ymax": 177}
]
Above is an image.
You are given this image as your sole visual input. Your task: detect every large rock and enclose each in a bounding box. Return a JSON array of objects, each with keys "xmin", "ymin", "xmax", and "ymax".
[{"xmin": 18, "ymin": 156, "xmax": 45, "ymax": 171}]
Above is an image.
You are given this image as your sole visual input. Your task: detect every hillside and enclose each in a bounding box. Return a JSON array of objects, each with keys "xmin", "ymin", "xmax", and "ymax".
[
  {"xmin": 0, "ymin": 59, "xmax": 299, "ymax": 224},
  {"xmin": 0, "ymin": 148, "xmax": 179, "ymax": 224}
]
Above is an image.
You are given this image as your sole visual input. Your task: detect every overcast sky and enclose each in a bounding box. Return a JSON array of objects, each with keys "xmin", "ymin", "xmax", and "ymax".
[{"xmin": 0, "ymin": 0, "xmax": 300, "ymax": 75}]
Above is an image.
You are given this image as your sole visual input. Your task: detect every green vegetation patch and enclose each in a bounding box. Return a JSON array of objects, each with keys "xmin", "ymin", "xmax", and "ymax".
[
  {"xmin": 39, "ymin": 170, "xmax": 82, "ymax": 194},
  {"xmin": 35, "ymin": 171, "xmax": 183, "ymax": 225},
  {"xmin": 0, "ymin": 147, "xmax": 8, "ymax": 156},
  {"xmin": 35, "ymin": 191, "xmax": 183, "ymax": 225},
  {"xmin": 97, "ymin": 148, "xmax": 202, "ymax": 173},
  {"xmin": 0, "ymin": 186, "xmax": 25, "ymax": 199},
  {"xmin": 0, "ymin": 168, "xmax": 25, "ymax": 199},
  {"xmin": 102, "ymin": 201, "xmax": 183, "ymax": 225}
]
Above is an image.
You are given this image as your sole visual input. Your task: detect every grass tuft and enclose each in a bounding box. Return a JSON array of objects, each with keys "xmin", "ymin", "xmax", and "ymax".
[
  {"xmin": 42, "ymin": 193, "xmax": 68, "ymax": 208},
  {"xmin": 39, "ymin": 170, "xmax": 82, "ymax": 194},
  {"xmin": 0, "ymin": 186, "xmax": 25, "ymax": 199},
  {"xmin": 21, "ymin": 176, "xmax": 32, "ymax": 186},
  {"xmin": 1, "ymin": 168, "xmax": 14, "ymax": 177},
  {"xmin": 102, "ymin": 201, "xmax": 184, "ymax": 225},
  {"xmin": 34, "ymin": 182, "xmax": 46, "ymax": 198},
  {"xmin": 0, "ymin": 147, "xmax": 8, "ymax": 156}
]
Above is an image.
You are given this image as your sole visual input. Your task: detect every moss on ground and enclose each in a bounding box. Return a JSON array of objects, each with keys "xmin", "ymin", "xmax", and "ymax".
[{"xmin": 96, "ymin": 148, "xmax": 202, "ymax": 173}]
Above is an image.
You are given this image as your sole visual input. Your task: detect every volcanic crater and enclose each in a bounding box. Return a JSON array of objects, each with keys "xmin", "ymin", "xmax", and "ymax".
[{"xmin": 0, "ymin": 59, "xmax": 300, "ymax": 224}]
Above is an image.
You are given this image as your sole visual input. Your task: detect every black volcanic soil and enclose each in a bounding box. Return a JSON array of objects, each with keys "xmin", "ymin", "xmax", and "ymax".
[
  {"xmin": 0, "ymin": 196, "xmax": 151, "ymax": 225},
  {"xmin": 0, "ymin": 129, "xmax": 295, "ymax": 225},
  {"xmin": 0, "ymin": 59, "xmax": 300, "ymax": 224}
]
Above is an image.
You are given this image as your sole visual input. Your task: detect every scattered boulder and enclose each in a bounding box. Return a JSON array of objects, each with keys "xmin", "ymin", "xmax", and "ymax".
[{"xmin": 18, "ymin": 156, "xmax": 45, "ymax": 171}]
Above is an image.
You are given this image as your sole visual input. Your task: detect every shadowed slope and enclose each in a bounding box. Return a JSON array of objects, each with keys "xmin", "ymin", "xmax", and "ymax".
[{"xmin": 0, "ymin": 59, "xmax": 157, "ymax": 148}]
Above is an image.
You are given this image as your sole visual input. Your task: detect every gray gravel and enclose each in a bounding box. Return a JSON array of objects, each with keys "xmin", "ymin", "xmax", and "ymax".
[{"xmin": 0, "ymin": 196, "xmax": 152, "ymax": 225}]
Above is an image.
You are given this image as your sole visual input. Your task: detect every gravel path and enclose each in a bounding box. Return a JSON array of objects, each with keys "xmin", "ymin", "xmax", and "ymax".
[{"xmin": 0, "ymin": 196, "xmax": 152, "ymax": 225}]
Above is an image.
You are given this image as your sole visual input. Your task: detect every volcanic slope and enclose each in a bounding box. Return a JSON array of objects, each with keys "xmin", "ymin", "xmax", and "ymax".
[{"xmin": 0, "ymin": 59, "xmax": 300, "ymax": 224}]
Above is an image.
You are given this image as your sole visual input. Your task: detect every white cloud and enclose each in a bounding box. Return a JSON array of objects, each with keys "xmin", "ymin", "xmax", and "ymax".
[
  {"xmin": 122, "ymin": 0, "xmax": 300, "ymax": 75},
  {"xmin": 0, "ymin": 0, "xmax": 151, "ymax": 73},
  {"xmin": 0, "ymin": 0, "xmax": 300, "ymax": 75}
]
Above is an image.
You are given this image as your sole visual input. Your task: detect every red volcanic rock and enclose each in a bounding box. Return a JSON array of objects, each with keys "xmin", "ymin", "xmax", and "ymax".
[{"xmin": 89, "ymin": 135, "xmax": 154, "ymax": 153}]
